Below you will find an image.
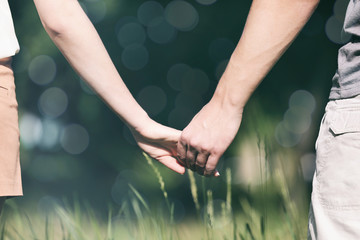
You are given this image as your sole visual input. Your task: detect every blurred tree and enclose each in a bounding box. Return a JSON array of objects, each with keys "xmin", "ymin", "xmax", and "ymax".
[{"xmin": 9, "ymin": 0, "xmax": 337, "ymax": 211}]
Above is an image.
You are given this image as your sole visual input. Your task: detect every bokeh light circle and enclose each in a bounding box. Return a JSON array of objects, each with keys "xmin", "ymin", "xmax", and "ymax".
[
  {"xmin": 196, "ymin": 0, "xmax": 217, "ymax": 5},
  {"xmin": 38, "ymin": 119, "xmax": 61, "ymax": 150},
  {"xmin": 121, "ymin": 44, "xmax": 149, "ymax": 70},
  {"xmin": 82, "ymin": 0, "xmax": 107, "ymax": 23},
  {"xmin": 283, "ymin": 108, "xmax": 312, "ymax": 134},
  {"xmin": 325, "ymin": 15, "xmax": 351, "ymax": 44},
  {"xmin": 167, "ymin": 63, "xmax": 192, "ymax": 90},
  {"xmin": 115, "ymin": 16, "xmax": 138, "ymax": 34},
  {"xmin": 300, "ymin": 153, "xmax": 316, "ymax": 182},
  {"xmin": 60, "ymin": 124, "xmax": 90, "ymax": 155},
  {"xmin": 19, "ymin": 113, "xmax": 43, "ymax": 149},
  {"xmin": 147, "ymin": 17, "xmax": 177, "ymax": 44},
  {"xmin": 275, "ymin": 121, "xmax": 301, "ymax": 148},
  {"xmin": 165, "ymin": 0, "xmax": 199, "ymax": 31},
  {"xmin": 181, "ymin": 69, "xmax": 209, "ymax": 95},
  {"xmin": 28, "ymin": 55, "xmax": 56, "ymax": 85},
  {"xmin": 38, "ymin": 87, "xmax": 68, "ymax": 119},
  {"xmin": 137, "ymin": 1, "xmax": 164, "ymax": 27},
  {"xmin": 215, "ymin": 60, "xmax": 229, "ymax": 80},
  {"xmin": 137, "ymin": 85, "xmax": 167, "ymax": 116},
  {"xmin": 117, "ymin": 23, "xmax": 147, "ymax": 48},
  {"xmin": 289, "ymin": 90, "xmax": 316, "ymax": 115},
  {"xmin": 333, "ymin": 0, "xmax": 349, "ymax": 23}
]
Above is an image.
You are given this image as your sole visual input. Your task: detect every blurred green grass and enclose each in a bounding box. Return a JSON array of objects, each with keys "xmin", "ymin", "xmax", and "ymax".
[{"xmin": 1, "ymin": 152, "xmax": 309, "ymax": 240}]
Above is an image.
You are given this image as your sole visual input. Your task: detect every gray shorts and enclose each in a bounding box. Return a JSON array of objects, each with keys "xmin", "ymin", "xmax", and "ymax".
[{"xmin": 308, "ymin": 96, "xmax": 360, "ymax": 239}]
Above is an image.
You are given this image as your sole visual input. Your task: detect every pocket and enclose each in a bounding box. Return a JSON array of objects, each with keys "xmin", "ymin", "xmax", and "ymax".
[
  {"xmin": 330, "ymin": 111, "xmax": 360, "ymax": 136},
  {"xmin": 318, "ymin": 110, "xmax": 360, "ymax": 209}
]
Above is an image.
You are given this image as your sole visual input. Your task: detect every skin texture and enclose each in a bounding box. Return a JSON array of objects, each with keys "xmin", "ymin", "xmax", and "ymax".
[
  {"xmin": 32, "ymin": 0, "xmax": 185, "ymax": 174},
  {"xmin": 0, "ymin": 197, "xmax": 5, "ymax": 215},
  {"xmin": 178, "ymin": 0, "xmax": 320, "ymax": 176}
]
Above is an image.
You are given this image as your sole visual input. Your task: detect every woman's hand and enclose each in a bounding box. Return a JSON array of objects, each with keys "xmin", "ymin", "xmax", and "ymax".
[{"xmin": 130, "ymin": 119, "xmax": 185, "ymax": 175}]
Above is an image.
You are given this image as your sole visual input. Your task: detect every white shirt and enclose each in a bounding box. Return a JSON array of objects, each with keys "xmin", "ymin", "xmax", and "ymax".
[{"xmin": 0, "ymin": 0, "xmax": 20, "ymax": 59}]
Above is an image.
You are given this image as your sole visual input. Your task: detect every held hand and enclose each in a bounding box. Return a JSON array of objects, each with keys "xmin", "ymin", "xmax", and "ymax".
[
  {"xmin": 130, "ymin": 120, "xmax": 185, "ymax": 175},
  {"xmin": 177, "ymin": 99, "xmax": 243, "ymax": 176}
]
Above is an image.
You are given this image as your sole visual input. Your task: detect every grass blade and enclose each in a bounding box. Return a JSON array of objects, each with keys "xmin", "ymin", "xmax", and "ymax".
[
  {"xmin": 0, "ymin": 221, "xmax": 5, "ymax": 240},
  {"xmin": 188, "ymin": 171, "xmax": 200, "ymax": 215},
  {"xmin": 24, "ymin": 212, "xmax": 37, "ymax": 240},
  {"xmin": 107, "ymin": 206, "xmax": 113, "ymax": 240},
  {"xmin": 129, "ymin": 184, "xmax": 150, "ymax": 213},
  {"xmin": 246, "ymin": 223, "xmax": 256, "ymax": 240},
  {"xmin": 226, "ymin": 168, "xmax": 232, "ymax": 213}
]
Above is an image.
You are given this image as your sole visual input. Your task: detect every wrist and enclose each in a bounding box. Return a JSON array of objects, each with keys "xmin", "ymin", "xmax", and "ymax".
[
  {"xmin": 209, "ymin": 89, "xmax": 244, "ymax": 119},
  {"xmin": 212, "ymin": 76, "xmax": 246, "ymax": 116},
  {"xmin": 212, "ymin": 56, "xmax": 259, "ymax": 115},
  {"xmin": 125, "ymin": 109, "xmax": 152, "ymax": 135}
]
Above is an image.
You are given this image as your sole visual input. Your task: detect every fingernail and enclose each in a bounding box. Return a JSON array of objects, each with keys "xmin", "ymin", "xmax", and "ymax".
[{"xmin": 214, "ymin": 171, "xmax": 220, "ymax": 177}]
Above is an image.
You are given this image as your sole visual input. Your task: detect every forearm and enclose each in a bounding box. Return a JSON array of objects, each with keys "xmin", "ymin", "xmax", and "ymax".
[
  {"xmin": 213, "ymin": 0, "xmax": 319, "ymax": 112},
  {"xmin": 33, "ymin": 0, "xmax": 148, "ymax": 130}
]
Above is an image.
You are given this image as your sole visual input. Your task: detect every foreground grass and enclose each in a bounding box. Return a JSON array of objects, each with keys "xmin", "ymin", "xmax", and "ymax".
[{"xmin": 0, "ymin": 154, "xmax": 309, "ymax": 240}]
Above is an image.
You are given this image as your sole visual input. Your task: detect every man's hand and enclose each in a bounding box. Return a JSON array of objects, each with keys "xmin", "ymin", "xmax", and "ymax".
[
  {"xmin": 177, "ymin": 0, "xmax": 319, "ymax": 177},
  {"xmin": 177, "ymin": 99, "xmax": 243, "ymax": 176},
  {"xmin": 130, "ymin": 120, "xmax": 185, "ymax": 175}
]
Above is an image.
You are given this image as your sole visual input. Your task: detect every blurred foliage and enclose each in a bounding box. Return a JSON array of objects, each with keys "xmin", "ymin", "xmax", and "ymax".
[
  {"xmin": 8, "ymin": 0, "xmax": 339, "ymax": 216},
  {"xmin": 1, "ymin": 165, "xmax": 308, "ymax": 239}
]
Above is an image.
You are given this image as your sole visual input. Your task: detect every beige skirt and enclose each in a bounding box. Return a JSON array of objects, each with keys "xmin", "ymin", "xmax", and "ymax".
[{"xmin": 0, "ymin": 57, "xmax": 22, "ymax": 197}]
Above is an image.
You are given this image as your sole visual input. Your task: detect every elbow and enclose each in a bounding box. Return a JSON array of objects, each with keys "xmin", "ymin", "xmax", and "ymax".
[{"xmin": 40, "ymin": 16, "xmax": 67, "ymax": 38}]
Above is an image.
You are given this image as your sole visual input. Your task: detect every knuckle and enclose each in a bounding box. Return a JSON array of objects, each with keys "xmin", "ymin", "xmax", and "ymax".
[
  {"xmin": 186, "ymin": 135, "xmax": 199, "ymax": 146},
  {"xmin": 206, "ymin": 162, "xmax": 216, "ymax": 172},
  {"xmin": 196, "ymin": 160, "xmax": 205, "ymax": 167},
  {"xmin": 189, "ymin": 139, "xmax": 200, "ymax": 149},
  {"xmin": 179, "ymin": 136, "xmax": 187, "ymax": 145},
  {"xmin": 211, "ymin": 147, "xmax": 223, "ymax": 156},
  {"xmin": 186, "ymin": 150, "xmax": 196, "ymax": 159},
  {"xmin": 200, "ymin": 144, "xmax": 211, "ymax": 153},
  {"xmin": 180, "ymin": 131, "xmax": 191, "ymax": 141}
]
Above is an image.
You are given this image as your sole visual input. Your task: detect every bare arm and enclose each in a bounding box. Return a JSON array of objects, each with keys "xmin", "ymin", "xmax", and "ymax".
[
  {"xmin": 178, "ymin": 0, "xmax": 320, "ymax": 176},
  {"xmin": 33, "ymin": 0, "xmax": 185, "ymax": 174}
]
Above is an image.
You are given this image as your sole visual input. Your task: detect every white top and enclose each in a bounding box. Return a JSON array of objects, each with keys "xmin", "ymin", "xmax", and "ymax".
[{"xmin": 0, "ymin": 0, "xmax": 20, "ymax": 59}]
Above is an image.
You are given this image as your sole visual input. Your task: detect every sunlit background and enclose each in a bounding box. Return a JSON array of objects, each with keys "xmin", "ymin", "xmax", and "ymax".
[{"xmin": 8, "ymin": 0, "xmax": 346, "ymax": 222}]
